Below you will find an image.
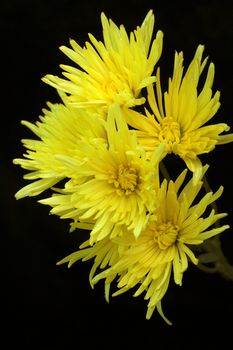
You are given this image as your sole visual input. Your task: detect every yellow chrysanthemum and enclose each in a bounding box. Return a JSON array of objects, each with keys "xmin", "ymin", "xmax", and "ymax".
[
  {"xmin": 14, "ymin": 101, "xmax": 164, "ymax": 243},
  {"xmin": 41, "ymin": 104, "xmax": 164, "ymax": 243},
  {"xmin": 42, "ymin": 10, "xmax": 163, "ymax": 111},
  {"xmin": 13, "ymin": 96, "xmax": 106, "ymax": 198},
  {"xmin": 125, "ymin": 45, "xmax": 233, "ymax": 179},
  {"xmin": 58, "ymin": 166, "xmax": 229, "ymax": 323}
]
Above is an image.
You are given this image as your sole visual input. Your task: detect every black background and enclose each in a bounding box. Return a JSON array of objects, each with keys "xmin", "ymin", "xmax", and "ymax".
[{"xmin": 2, "ymin": 0, "xmax": 233, "ymax": 348}]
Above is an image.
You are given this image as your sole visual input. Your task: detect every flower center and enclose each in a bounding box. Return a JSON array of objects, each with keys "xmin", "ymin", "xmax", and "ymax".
[
  {"xmin": 158, "ymin": 117, "xmax": 181, "ymax": 152},
  {"xmin": 117, "ymin": 164, "xmax": 137, "ymax": 192},
  {"xmin": 154, "ymin": 222, "xmax": 179, "ymax": 250},
  {"xmin": 109, "ymin": 164, "xmax": 138, "ymax": 195},
  {"xmin": 103, "ymin": 78, "xmax": 118, "ymax": 95}
]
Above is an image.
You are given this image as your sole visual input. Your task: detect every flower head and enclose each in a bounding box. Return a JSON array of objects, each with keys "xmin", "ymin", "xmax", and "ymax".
[
  {"xmin": 41, "ymin": 104, "xmax": 164, "ymax": 243},
  {"xmin": 14, "ymin": 101, "xmax": 164, "ymax": 243},
  {"xmin": 60, "ymin": 166, "xmax": 229, "ymax": 323},
  {"xmin": 125, "ymin": 45, "xmax": 233, "ymax": 179},
  {"xmin": 42, "ymin": 10, "xmax": 163, "ymax": 111}
]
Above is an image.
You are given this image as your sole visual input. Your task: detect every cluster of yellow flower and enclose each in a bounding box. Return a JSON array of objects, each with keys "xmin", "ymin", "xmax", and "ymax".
[{"xmin": 14, "ymin": 10, "xmax": 233, "ymax": 323}]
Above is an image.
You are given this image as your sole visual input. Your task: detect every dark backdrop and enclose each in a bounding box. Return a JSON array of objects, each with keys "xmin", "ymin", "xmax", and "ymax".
[{"xmin": 2, "ymin": 0, "xmax": 233, "ymax": 348}]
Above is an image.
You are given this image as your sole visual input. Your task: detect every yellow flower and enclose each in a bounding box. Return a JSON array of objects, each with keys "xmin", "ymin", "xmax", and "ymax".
[
  {"xmin": 41, "ymin": 104, "xmax": 164, "ymax": 243},
  {"xmin": 60, "ymin": 166, "xmax": 229, "ymax": 323},
  {"xmin": 15, "ymin": 101, "xmax": 164, "ymax": 243},
  {"xmin": 13, "ymin": 95, "xmax": 106, "ymax": 198},
  {"xmin": 42, "ymin": 10, "xmax": 163, "ymax": 111},
  {"xmin": 125, "ymin": 45, "xmax": 233, "ymax": 180}
]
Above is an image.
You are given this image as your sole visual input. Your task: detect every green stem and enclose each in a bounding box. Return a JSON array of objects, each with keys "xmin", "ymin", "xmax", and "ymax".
[{"xmin": 198, "ymin": 238, "xmax": 233, "ymax": 281}]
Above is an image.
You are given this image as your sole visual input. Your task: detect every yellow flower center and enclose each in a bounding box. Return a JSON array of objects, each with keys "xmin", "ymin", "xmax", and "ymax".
[
  {"xmin": 109, "ymin": 164, "xmax": 138, "ymax": 195},
  {"xmin": 154, "ymin": 222, "xmax": 179, "ymax": 250},
  {"xmin": 103, "ymin": 78, "xmax": 118, "ymax": 96},
  {"xmin": 158, "ymin": 117, "xmax": 181, "ymax": 152}
]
